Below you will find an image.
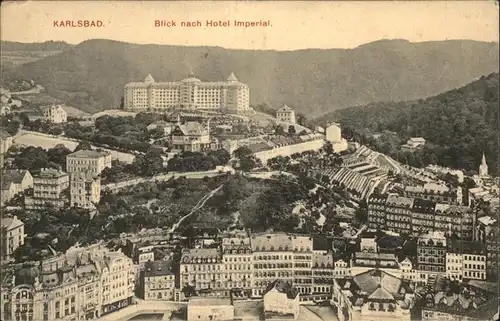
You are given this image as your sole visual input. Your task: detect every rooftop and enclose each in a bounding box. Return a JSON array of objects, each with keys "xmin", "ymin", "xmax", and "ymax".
[
  {"xmin": 68, "ymin": 149, "xmax": 111, "ymax": 158},
  {"xmin": 144, "ymin": 261, "xmax": 174, "ymax": 277},
  {"xmin": 188, "ymin": 297, "xmax": 232, "ymax": 306},
  {"xmin": 2, "ymin": 169, "xmax": 30, "ymax": 184}
]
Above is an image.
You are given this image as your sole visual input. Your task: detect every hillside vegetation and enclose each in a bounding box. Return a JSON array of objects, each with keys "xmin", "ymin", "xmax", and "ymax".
[
  {"xmin": 4, "ymin": 39, "xmax": 499, "ymax": 115},
  {"xmin": 321, "ymin": 73, "xmax": 499, "ymax": 175},
  {"xmin": 0, "ymin": 41, "xmax": 73, "ymax": 52}
]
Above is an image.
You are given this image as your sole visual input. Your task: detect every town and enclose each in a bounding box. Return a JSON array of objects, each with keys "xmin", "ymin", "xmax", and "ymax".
[{"xmin": 0, "ymin": 66, "xmax": 498, "ymax": 321}]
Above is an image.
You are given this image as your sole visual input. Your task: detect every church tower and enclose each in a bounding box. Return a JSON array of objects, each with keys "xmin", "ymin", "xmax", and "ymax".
[{"xmin": 479, "ymin": 152, "xmax": 488, "ymax": 177}]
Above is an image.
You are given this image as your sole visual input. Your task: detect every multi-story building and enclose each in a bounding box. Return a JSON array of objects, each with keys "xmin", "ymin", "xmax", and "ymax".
[
  {"xmin": 180, "ymin": 248, "xmax": 224, "ymax": 299},
  {"xmin": 171, "ymin": 121, "xmax": 218, "ymax": 152},
  {"xmin": 405, "ymin": 182, "xmax": 462, "ymax": 205},
  {"xmin": 417, "ymin": 231, "xmax": 447, "ymax": 285},
  {"xmin": 251, "ymin": 233, "xmax": 295, "ymax": 298},
  {"xmin": 312, "ymin": 253, "xmax": 335, "ymax": 300},
  {"xmin": 141, "ymin": 260, "xmax": 175, "ymax": 301},
  {"xmin": 368, "ymin": 195, "xmax": 474, "ymax": 240},
  {"xmin": 66, "ymin": 150, "xmax": 112, "ymax": 175},
  {"xmin": 1, "ymin": 244, "xmax": 136, "ymax": 321},
  {"xmin": 40, "ymin": 104, "xmax": 67, "ymax": 123},
  {"xmin": 331, "ymin": 269, "xmax": 414, "ymax": 321},
  {"xmin": 0, "ymin": 216, "xmax": 25, "ymax": 261},
  {"xmin": 446, "ymin": 239, "xmax": 487, "ymax": 281},
  {"xmin": 263, "ymin": 280, "xmax": 300, "ymax": 320},
  {"xmin": 124, "ymin": 73, "xmax": 250, "ymax": 115},
  {"xmin": 221, "ymin": 236, "xmax": 252, "ymax": 299},
  {"xmin": 25, "ymin": 168, "xmax": 69, "ymax": 209},
  {"xmin": 475, "ymin": 216, "xmax": 499, "ymax": 281},
  {"xmin": 275, "ymin": 105, "xmax": 296, "ymax": 124},
  {"xmin": 2, "ymin": 170, "xmax": 33, "ymax": 194},
  {"xmin": 70, "ymin": 172, "xmax": 101, "ymax": 209}
]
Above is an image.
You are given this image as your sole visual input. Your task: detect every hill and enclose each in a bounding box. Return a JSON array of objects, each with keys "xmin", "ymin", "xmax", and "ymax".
[
  {"xmin": 319, "ymin": 72, "xmax": 499, "ymax": 175},
  {"xmin": 0, "ymin": 41, "xmax": 73, "ymax": 52},
  {"xmin": 4, "ymin": 39, "xmax": 499, "ymax": 115}
]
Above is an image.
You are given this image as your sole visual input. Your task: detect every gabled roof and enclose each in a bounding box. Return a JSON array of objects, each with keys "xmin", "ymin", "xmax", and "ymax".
[
  {"xmin": 2, "ymin": 170, "xmax": 30, "ymax": 184},
  {"xmin": 368, "ymin": 287, "xmax": 394, "ymax": 300},
  {"xmin": 173, "ymin": 121, "xmax": 208, "ymax": 136},
  {"xmin": 277, "ymin": 105, "xmax": 294, "ymax": 112},
  {"xmin": 1, "ymin": 216, "xmax": 23, "ymax": 230},
  {"xmin": 227, "ymin": 72, "xmax": 238, "ymax": 82}
]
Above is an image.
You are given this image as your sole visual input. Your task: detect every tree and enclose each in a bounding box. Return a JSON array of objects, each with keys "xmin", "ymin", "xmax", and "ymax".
[
  {"xmin": 288, "ymin": 125, "xmax": 296, "ymax": 135},
  {"xmin": 355, "ymin": 199, "xmax": 369, "ymax": 224},
  {"xmin": 233, "ymin": 146, "xmax": 253, "ymax": 160},
  {"xmin": 324, "ymin": 141, "xmax": 334, "ymax": 155},
  {"xmin": 74, "ymin": 141, "xmax": 92, "ymax": 151},
  {"xmin": 274, "ymin": 125, "xmax": 285, "ymax": 135}
]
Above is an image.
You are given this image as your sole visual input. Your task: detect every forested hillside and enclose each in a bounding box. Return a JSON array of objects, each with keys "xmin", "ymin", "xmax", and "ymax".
[
  {"xmin": 4, "ymin": 38, "xmax": 499, "ymax": 115},
  {"xmin": 321, "ymin": 72, "xmax": 499, "ymax": 175}
]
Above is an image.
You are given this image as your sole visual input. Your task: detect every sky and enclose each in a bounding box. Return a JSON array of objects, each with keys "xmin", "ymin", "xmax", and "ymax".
[{"xmin": 1, "ymin": 1, "xmax": 498, "ymax": 50}]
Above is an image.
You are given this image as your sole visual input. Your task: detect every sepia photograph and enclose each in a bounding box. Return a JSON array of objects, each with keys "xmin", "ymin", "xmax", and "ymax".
[{"xmin": 0, "ymin": 1, "xmax": 498, "ymax": 321}]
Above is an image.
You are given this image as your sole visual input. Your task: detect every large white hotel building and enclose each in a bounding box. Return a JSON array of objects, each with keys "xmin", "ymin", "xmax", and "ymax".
[{"xmin": 124, "ymin": 73, "xmax": 250, "ymax": 114}]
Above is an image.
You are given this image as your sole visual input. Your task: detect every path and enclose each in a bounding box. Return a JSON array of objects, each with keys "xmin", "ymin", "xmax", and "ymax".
[{"xmin": 168, "ymin": 183, "xmax": 225, "ymax": 233}]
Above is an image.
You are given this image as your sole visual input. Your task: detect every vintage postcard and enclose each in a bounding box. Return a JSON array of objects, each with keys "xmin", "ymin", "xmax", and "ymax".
[{"xmin": 0, "ymin": 1, "xmax": 498, "ymax": 321}]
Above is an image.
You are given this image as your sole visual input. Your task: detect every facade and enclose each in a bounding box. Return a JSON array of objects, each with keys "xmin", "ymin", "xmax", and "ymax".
[
  {"xmin": 70, "ymin": 172, "xmax": 101, "ymax": 209},
  {"xmin": 0, "ymin": 216, "xmax": 25, "ymax": 261},
  {"xmin": 221, "ymin": 236, "xmax": 253, "ymax": 299},
  {"xmin": 405, "ymin": 183, "xmax": 462, "ymax": 205},
  {"xmin": 66, "ymin": 150, "xmax": 112, "ymax": 175},
  {"xmin": 263, "ymin": 280, "xmax": 300, "ymax": 320},
  {"xmin": 417, "ymin": 231, "xmax": 447, "ymax": 285},
  {"xmin": 311, "ymin": 253, "xmax": 335, "ymax": 299},
  {"xmin": 187, "ymin": 297, "xmax": 234, "ymax": 321},
  {"xmin": 475, "ymin": 216, "xmax": 499, "ymax": 281},
  {"xmin": 180, "ymin": 248, "xmax": 224, "ymax": 298},
  {"xmin": 447, "ymin": 239, "xmax": 487, "ymax": 281},
  {"xmin": 41, "ymin": 104, "xmax": 67, "ymax": 123},
  {"xmin": 325, "ymin": 123, "xmax": 349, "ymax": 152},
  {"xmin": 246, "ymin": 134, "xmax": 326, "ymax": 164},
  {"xmin": 171, "ymin": 121, "xmax": 217, "ymax": 152},
  {"xmin": 1, "ymin": 181, "xmax": 16, "ymax": 206},
  {"xmin": 142, "ymin": 260, "xmax": 175, "ymax": 301},
  {"xmin": 1, "ymin": 244, "xmax": 136, "ymax": 321},
  {"xmin": 2, "ymin": 170, "xmax": 33, "ymax": 194},
  {"xmin": 368, "ymin": 195, "xmax": 474, "ymax": 239},
  {"xmin": 179, "ymin": 233, "xmax": 335, "ymax": 302},
  {"xmin": 25, "ymin": 168, "xmax": 69, "ymax": 209},
  {"xmin": 124, "ymin": 73, "xmax": 250, "ymax": 115},
  {"xmin": 331, "ymin": 269, "xmax": 414, "ymax": 321},
  {"xmin": 479, "ymin": 152, "xmax": 489, "ymax": 177},
  {"xmin": 276, "ymin": 105, "xmax": 296, "ymax": 124}
]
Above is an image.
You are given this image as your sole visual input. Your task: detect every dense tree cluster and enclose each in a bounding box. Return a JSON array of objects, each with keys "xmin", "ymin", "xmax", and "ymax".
[
  {"xmin": 9, "ymin": 144, "xmax": 72, "ymax": 171},
  {"xmin": 64, "ymin": 113, "xmax": 164, "ymax": 153},
  {"xmin": 166, "ymin": 149, "xmax": 230, "ymax": 172},
  {"xmin": 326, "ymin": 73, "xmax": 499, "ymax": 175},
  {"xmin": 12, "ymin": 207, "xmax": 92, "ymax": 262},
  {"xmin": 232, "ymin": 147, "xmax": 262, "ymax": 172}
]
